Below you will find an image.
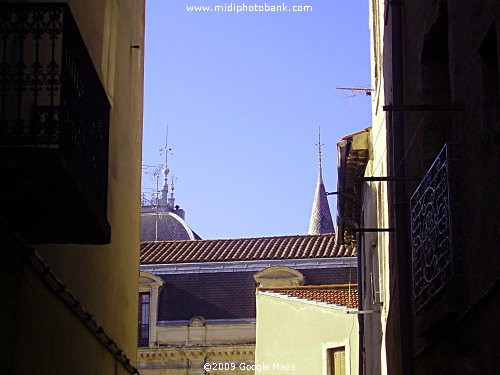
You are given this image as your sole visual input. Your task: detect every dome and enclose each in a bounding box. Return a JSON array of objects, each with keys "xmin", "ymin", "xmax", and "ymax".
[{"xmin": 141, "ymin": 212, "xmax": 201, "ymax": 242}]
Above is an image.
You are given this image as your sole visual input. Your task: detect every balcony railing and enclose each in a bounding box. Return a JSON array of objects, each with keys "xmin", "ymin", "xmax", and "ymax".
[
  {"xmin": 0, "ymin": 3, "xmax": 110, "ymax": 243},
  {"xmin": 410, "ymin": 143, "xmax": 458, "ymax": 312}
]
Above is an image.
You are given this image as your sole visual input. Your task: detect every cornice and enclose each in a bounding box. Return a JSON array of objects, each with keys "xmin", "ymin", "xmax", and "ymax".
[
  {"xmin": 138, "ymin": 344, "xmax": 255, "ymax": 361},
  {"xmin": 140, "ymin": 257, "xmax": 356, "ymax": 275}
]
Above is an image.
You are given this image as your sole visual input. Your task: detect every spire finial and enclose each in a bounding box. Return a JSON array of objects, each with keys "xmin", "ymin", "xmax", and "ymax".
[
  {"xmin": 170, "ymin": 174, "xmax": 175, "ymax": 199},
  {"xmin": 167, "ymin": 173, "xmax": 176, "ymax": 210},
  {"xmin": 161, "ymin": 126, "xmax": 172, "ymax": 208},
  {"xmin": 316, "ymin": 127, "xmax": 324, "ymax": 176}
]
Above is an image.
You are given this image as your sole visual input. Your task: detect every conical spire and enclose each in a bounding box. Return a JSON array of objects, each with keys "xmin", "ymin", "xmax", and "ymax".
[{"xmin": 308, "ymin": 129, "xmax": 335, "ymax": 235}]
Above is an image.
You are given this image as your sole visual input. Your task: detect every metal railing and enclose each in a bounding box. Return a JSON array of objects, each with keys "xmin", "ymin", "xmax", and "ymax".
[
  {"xmin": 410, "ymin": 143, "xmax": 459, "ymax": 311},
  {"xmin": 0, "ymin": 3, "xmax": 110, "ymax": 214}
]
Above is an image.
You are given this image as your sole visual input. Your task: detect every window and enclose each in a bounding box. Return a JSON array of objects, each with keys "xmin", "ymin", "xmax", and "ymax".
[
  {"xmin": 327, "ymin": 347, "xmax": 346, "ymax": 375},
  {"xmin": 138, "ymin": 272, "xmax": 164, "ymax": 347},
  {"xmin": 479, "ymin": 23, "xmax": 499, "ymax": 134},
  {"xmin": 138, "ymin": 292, "xmax": 150, "ymax": 347},
  {"xmin": 420, "ymin": 2, "xmax": 453, "ymax": 169}
]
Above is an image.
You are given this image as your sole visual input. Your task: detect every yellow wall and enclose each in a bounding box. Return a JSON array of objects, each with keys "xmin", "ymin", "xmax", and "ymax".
[
  {"xmin": 361, "ymin": 0, "xmax": 391, "ymax": 374},
  {"xmin": 1, "ymin": 1, "xmax": 145, "ymax": 374},
  {"xmin": 255, "ymin": 292, "xmax": 358, "ymax": 375}
]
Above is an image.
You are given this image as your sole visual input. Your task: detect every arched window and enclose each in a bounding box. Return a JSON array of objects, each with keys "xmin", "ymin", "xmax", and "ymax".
[{"xmin": 138, "ymin": 272, "xmax": 164, "ymax": 347}]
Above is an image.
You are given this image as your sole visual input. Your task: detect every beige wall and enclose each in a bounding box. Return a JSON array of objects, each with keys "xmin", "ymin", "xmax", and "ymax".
[
  {"xmin": 156, "ymin": 322, "xmax": 256, "ymax": 346},
  {"xmin": 138, "ymin": 344, "xmax": 255, "ymax": 375},
  {"xmin": 255, "ymin": 292, "xmax": 358, "ymax": 375},
  {"xmin": 137, "ymin": 317, "xmax": 256, "ymax": 374},
  {"xmin": 1, "ymin": 1, "xmax": 145, "ymax": 374},
  {"xmin": 360, "ymin": 0, "xmax": 391, "ymax": 374}
]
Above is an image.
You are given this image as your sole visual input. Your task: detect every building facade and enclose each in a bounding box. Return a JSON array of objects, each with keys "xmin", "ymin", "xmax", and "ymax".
[
  {"xmin": 357, "ymin": 1, "xmax": 500, "ymax": 374},
  {"xmin": 0, "ymin": 1, "xmax": 145, "ymax": 374},
  {"xmin": 137, "ymin": 234, "xmax": 357, "ymax": 375},
  {"xmin": 256, "ymin": 284, "xmax": 359, "ymax": 375}
]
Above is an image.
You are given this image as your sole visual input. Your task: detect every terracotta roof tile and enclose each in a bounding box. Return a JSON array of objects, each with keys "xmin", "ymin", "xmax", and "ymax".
[
  {"xmin": 140, "ymin": 234, "xmax": 356, "ymax": 264},
  {"xmin": 259, "ymin": 284, "xmax": 358, "ymax": 308}
]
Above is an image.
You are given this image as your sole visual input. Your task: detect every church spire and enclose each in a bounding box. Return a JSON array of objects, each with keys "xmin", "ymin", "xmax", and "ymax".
[{"xmin": 308, "ymin": 128, "xmax": 335, "ymax": 235}]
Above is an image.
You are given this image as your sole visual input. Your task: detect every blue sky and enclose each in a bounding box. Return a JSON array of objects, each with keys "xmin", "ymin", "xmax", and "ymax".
[{"xmin": 142, "ymin": 0, "xmax": 372, "ymax": 239}]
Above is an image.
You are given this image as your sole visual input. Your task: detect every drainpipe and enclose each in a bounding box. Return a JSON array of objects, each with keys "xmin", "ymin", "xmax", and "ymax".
[{"xmin": 391, "ymin": 1, "xmax": 413, "ymax": 374}]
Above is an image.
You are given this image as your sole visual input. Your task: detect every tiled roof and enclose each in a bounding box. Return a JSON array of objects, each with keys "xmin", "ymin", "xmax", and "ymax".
[
  {"xmin": 341, "ymin": 127, "xmax": 370, "ymax": 140},
  {"xmin": 141, "ymin": 212, "xmax": 201, "ymax": 242},
  {"xmin": 140, "ymin": 233, "xmax": 356, "ymax": 264},
  {"xmin": 259, "ymin": 284, "xmax": 358, "ymax": 308}
]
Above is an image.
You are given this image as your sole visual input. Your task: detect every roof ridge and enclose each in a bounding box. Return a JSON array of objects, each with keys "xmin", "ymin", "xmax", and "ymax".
[
  {"xmin": 140, "ymin": 234, "xmax": 355, "ymax": 264},
  {"xmin": 140, "ymin": 232, "xmax": 336, "ymax": 245},
  {"xmin": 258, "ymin": 285, "xmax": 359, "ymax": 308}
]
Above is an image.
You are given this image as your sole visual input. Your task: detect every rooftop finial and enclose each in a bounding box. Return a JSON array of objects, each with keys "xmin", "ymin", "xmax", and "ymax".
[
  {"xmin": 170, "ymin": 174, "xmax": 175, "ymax": 198},
  {"xmin": 316, "ymin": 127, "xmax": 324, "ymax": 176},
  {"xmin": 167, "ymin": 173, "xmax": 176, "ymax": 210},
  {"xmin": 161, "ymin": 127, "xmax": 172, "ymax": 207}
]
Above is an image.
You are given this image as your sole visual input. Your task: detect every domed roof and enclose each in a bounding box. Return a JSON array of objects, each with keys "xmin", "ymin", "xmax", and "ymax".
[{"xmin": 141, "ymin": 212, "xmax": 201, "ymax": 242}]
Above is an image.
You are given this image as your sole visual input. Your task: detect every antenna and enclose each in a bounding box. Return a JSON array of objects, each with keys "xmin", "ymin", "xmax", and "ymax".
[
  {"xmin": 153, "ymin": 165, "xmax": 162, "ymax": 203},
  {"xmin": 336, "ymin": 86, "xmax": 374, "ymax": 98},
  {"xmin": 163, "ymin": 127, "xmax": 170, "ymax": 173}
]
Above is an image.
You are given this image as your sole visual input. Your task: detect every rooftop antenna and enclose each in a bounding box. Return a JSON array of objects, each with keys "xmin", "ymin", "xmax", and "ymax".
[
  {"xmin": 152, "ymin": 165, "xmax": 163, "ymax": 204},
  {"xmin": 336, "ymin": 86, "xmax": 374, "ymax": 98}
]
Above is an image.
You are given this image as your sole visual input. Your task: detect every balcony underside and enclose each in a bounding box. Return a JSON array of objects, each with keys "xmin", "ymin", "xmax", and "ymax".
[{"xmin": 0, "ymin": 147, "xmax": 110, "ymax": 244}]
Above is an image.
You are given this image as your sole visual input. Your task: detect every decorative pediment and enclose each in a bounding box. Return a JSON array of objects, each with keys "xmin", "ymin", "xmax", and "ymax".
[
  {"xmin": 139, "ymin": 271, "xmax": 164, "ymax": 288},
  {"xmin": 253, "ymin": 266, "xmax": 305, "ymax": 287}
]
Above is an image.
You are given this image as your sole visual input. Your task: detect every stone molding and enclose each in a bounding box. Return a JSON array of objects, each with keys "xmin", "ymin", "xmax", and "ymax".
[{"xmin": 138, "ymin": 344, "xmax": 255, "ymax": 361}]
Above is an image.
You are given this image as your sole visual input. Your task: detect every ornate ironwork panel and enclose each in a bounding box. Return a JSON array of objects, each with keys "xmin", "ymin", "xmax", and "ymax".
[
  {"xmin": 411, "ymin": 143, "xmax": 458, "ymax": 311},
  {"xmin": 0, "ymin": 3, "xmax": 110, "ymax": 215}
]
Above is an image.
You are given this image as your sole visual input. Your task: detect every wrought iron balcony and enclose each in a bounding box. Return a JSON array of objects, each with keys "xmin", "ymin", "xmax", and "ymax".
[
  {"xmin": 410, "ymin": 144, "xmax": 459, "ymax": 312},
  {"xmin": 0, "ymin": 3, "xmax": 110, "ymax": 244}
]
